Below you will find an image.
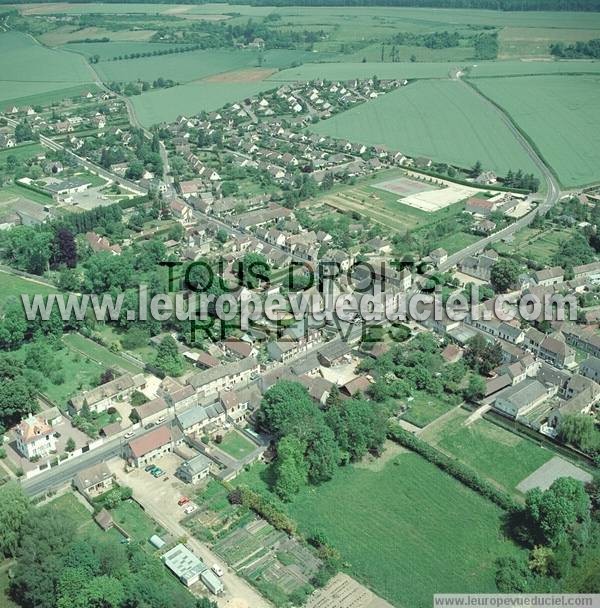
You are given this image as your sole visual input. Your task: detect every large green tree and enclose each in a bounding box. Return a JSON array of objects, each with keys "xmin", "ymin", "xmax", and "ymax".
[
  {"xmin": 153, "ymin": 335, "xmax": 184, "ymax": 377},
  {"xmin": 0, "ymin": 482, "xmax": 30, "ymax": 558},
  {"xmin": 274, "ymin": 435, "xmax": 309, "ymax": 501}
]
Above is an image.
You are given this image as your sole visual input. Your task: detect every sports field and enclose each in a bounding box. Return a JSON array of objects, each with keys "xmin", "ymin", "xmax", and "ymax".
[
  {"xmin": 318, "ymin": 179, "xmax": 468, "ymax": 234},
  {"xmin": 311, "ymin": 80, "xmax": 541, "ymax": 177},
  {"xmin": 131, "ymin": 81, "xmax": 270, "ymax": 126},
  {"xmin": 473, "ymin": 75, "xmax": 600, "ymax": 186},
  {"xmin": 425, "ymin": 409, "xmax": 553, "ymax": 492},
  {"xmin": 274, "ymin": 453, "xmax": 523, "ymax": 607}
]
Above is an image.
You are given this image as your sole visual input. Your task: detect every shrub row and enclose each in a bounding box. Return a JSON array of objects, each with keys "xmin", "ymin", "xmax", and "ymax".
[
  {"xmin": 228, "ymin": 485, "xmax": 297, "ymax": 535},
  {"xmin": 388, "ymin": 424, "xmax": 517, "ymax": 510}
]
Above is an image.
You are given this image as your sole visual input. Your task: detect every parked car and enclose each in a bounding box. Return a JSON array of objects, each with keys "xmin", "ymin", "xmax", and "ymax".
[
  {"xmin": 153, "ymin": 468, "xmax": 165, "ymax": 478},
  {"xmin": 144, "ymin": 423, "xmax": 155, "ymax": 430},
  {"xmin": 157, "ymin": 415, "xmax": 166, "ymax": 423},
  {"xmin": 144, "ymin": 464, "xmax": 156, "ymax": 472},
  {"xmin": 124, "ymin": 431, "xmax": 135, "ymax": 439},
  {"xmin": 184, "ymin": 504, "xmax": 196, "ymax": 514},
  {"xmin": 211, "ymin": 564, "xmax": 224, "ymax": 577},
  {"xmin": 178, "ymin": 497, "xmax": 190, "ymax": 506}
]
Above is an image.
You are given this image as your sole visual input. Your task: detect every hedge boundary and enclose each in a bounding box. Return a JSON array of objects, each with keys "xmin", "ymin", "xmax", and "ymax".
[{"xmin": 388, "ymin": 424, "xmax": 517, "ymax": 511}]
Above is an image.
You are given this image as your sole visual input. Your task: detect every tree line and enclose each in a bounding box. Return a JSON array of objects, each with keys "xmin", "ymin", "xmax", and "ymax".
[{"xmin": 550, "ymin": 38, "xmax": 600, "ymax": 58}]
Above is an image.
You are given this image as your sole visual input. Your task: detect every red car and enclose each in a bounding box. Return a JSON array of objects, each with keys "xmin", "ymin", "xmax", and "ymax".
[{"xmin": 178, "ymin": 497, "xmax": 190, "ymax": 506}]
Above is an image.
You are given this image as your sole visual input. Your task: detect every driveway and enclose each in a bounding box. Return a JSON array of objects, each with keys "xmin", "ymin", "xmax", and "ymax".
[{"xmin": 108, "ymin": 456, "xmax": 271, "ymax": 608}]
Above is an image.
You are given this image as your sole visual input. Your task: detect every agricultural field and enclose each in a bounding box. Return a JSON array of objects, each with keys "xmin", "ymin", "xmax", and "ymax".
[
  {"xmin": 0, "ymin": 31, "xmax": 93, "ymax": 85},
  {"xmin": 131, "ymin": 81, "xmax": 270, "ymax": 126},
  {"xmin": 93, "ymin": 48, "xmax": 313, "ymax": 84},
  {"xmin": 468, "ymin": 60, "xmax": 600, "ymax": 78},
  {"xmin": 424, "ymin": 408, "xmax": 553, "ymax": 493},
  {"xmin": 311, "ymin": 80, "xmax": 541, "ymax": 177},
  {"xmin": 238, "ymin": 453, "xmax": 524, "ymax": 608},
  {"xmin": 473, "ymin": 75, "xmax": 600, "ymax": 186}
]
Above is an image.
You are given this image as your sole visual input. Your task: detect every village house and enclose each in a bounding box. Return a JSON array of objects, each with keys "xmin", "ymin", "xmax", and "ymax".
[
  {"xmin": 188, "ymin": 358, "xmax": 259, "ymax": 397},
  {"xmin": 429, "ymin": 248, "xmax": 448, "ymax": 267},
  {"xmin": 219, "ymin": 390, "xmax": 249, "ymax": 424},
  {"xmin": 70, "ymin": 373, "xmax": 146, "ymax": 414},
  {"xmin": 133, "ymin": 397, "xmax": 169, "ymax": 426},
  {"xmin": 176, "ymin": 453, "xmax": 212, "ymax": 484},
  {"xmin": 158, "ymin": 377, "xmax": 197, "ymax": 410},
  {"xmin": 15, "ymin": 414, "xmax": 56, "ymax": 460},
  {"xmin": 85, "ymin": 231, "xmax": 122, "ymax": 255},
  {"xmin": 465, "ymin": 197, "xmax": 497, "ymax": 217},
  {"xmin": 572, "ymin": 261, "xmax": 600, "ymax": 284},
  {"xmin": 580, "ymin": 356, "xmax": 600, "ymax": 383},
  {"xmin": 124, "ymin": 425, "xmax": 183, "ymax": 468},
  {"xmin": 524, "ymin": 328, "xmax": 576, "ymax": 369},
  {"xmin": 176, "ymin": 402, "xmax": 226, "ymax": 436},
  {"xmin": 533, "ymin": 266, "xmax": 564, "ymax": 287},
  {"xmin": 493, "ymin": 378, "xmax": 550, "ymax": 419},
  {"xmin": 74, "ymin": 462, "xmax": 114, "ymax": 499}
]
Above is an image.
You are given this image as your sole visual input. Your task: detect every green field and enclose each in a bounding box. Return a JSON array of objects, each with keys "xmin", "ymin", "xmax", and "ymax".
[
  {"xmin": 269, "ymin": 62, "xmax": 462, "ymax": 83},
  {"xmin": 112, "ymin": 500, "xmax": 164, "ymax": 544},
  {"xmin": 62, "ymin": 332, "xmax": 143, "ymax": 374},
  {"xmin": 0, "ymin": 271, "xmax": 57, "ymax": 312},
  {"xmin": 0, "ymin": 31, "xmax": 93, "ymax": 85},
  {"xmin": 494, "ymin": 226, "xmax": 573, "ymax": 264},
  {"xmin": 312, "ymin": 80, "xmax": 541, "ymax": 177},
  {"xmin": 217, "ymin": 431, "xmax": 256, "ymax": 460},
  {"xmin": 131, "ymin": 81, "xmax": 271, "ymax": 125},
  {"xmin": 238, "ymin": 453, "xmax": 522, "ymax": 608},
  {"xmin": 473, "ymin": 75, "xmax": 600, "ymax": 186},
  {"xmin": 94, "ymin": 48, "xmax": 312, "ymax": 83},
  {"xmin": 0, "ymin": 183, "xmax": 54, "ymax": 205},
  {"xmin": 436, "ymin": 231, "xmax": 481, "ymax": 254},
  {"xmin": 469, "ymin": 60, "xmax": 600, "ymax": 78},
  {"xmin": 427, "ymin": 409, "xmax": 553, "ymax": 492},
  {"xmin": 0, "ymin": 144, "xmax": 43, "ymax": 163},
  {"xmin": 401, "ymin": 392, "xmax": 455, "ymax": 428}
]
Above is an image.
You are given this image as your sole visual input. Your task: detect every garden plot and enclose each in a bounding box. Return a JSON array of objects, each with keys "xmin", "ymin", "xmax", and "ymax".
[
  {"xmin": 373, "ymin": 176, "xmax": 480, "ymax": 212},
  {"xmin": 516, "ymin": 456, "xmax": 592, "ymax": 493}
]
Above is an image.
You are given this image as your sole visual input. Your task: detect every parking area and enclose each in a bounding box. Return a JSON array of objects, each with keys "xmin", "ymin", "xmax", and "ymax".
[{"xmin": 516, "ymin": 456, "xmax": 593, "ymax": 493}]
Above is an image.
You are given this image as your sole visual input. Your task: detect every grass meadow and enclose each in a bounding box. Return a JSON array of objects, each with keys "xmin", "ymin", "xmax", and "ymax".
[
  {"xmin": 0, "ymin": 271, "xmax": 56, "ymax": 312},
  {"xmin": 426, "ymin": 409, "xmax": 553, "ymax": 492},
  {"xmin": 62, "ymin": 332, "xmax": 143, "ymax": 374},
  {"xmin": 494, "ymin": 226, "xmax": 574, "ymax": 265},
  {"xmin": 400, "ymin": 391, "xmax": 455, "ymax": 427},
  {"xmin": 237, "ymin": 453, "xmax": 523, "ymax": 607},
  {"xmin": 473, "ymin": 75, "xmax": 600, "ymax": 186},
  {"xmin": 311, "ymin": 80, "xmax": 541, "ymax": 177}
]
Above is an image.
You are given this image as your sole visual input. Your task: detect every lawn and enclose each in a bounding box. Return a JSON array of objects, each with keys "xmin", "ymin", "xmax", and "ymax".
[
  {"xmin": 429, "ymin": 409, "xmax": 553, "ymax": 492},
  {"xmin": 0, "ymin": 183, "xmax": 55, "ymax": 205},
  {"xmin": 401, "ymin": 391, "xmax": 455, "ymax": 428},
  {"xmin": 131, "ymin": 81, "xmax": 271, "ymax": 126},
  {"xmin": 216, "ymin": 430, "xmax": 256, "ymax": 460},
  {"xmin": 63, "ymin": 332, "xmax": 143, "ymax": 374},
  {"xmin": 237, "ymin": 454, "xmax": 523, "ymax": 608},
  {"xmin": 112, "ymin": 499, "xmax": 164, "ymax": 544},
  {"xmin": 311, "ymin": 80, "xmax": 541, "ymax": 178},
  {"xmin": 0, "ymin": 271, "xmax": 57, "ymax": 312},
  {"xmin": 473, "ymin": 75, "xmax": 600, "ymax": 186},
  {"xmin": 435, "ymin": 231, "xmax": 481, "ymax": 255},
  {"xmin": 0, "ymin": 144, "xmax": 44, "ymax": 163}
]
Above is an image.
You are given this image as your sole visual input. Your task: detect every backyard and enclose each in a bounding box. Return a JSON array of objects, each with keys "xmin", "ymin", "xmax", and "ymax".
[{"xmin": 216, "ymin": 430, "xmax": 256, "ymax": 460}]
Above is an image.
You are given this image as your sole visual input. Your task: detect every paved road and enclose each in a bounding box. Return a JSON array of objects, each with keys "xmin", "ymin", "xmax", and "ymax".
[{"xmin": 19, "ymin": 418, "xmax": 176, "ymax": 497}]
